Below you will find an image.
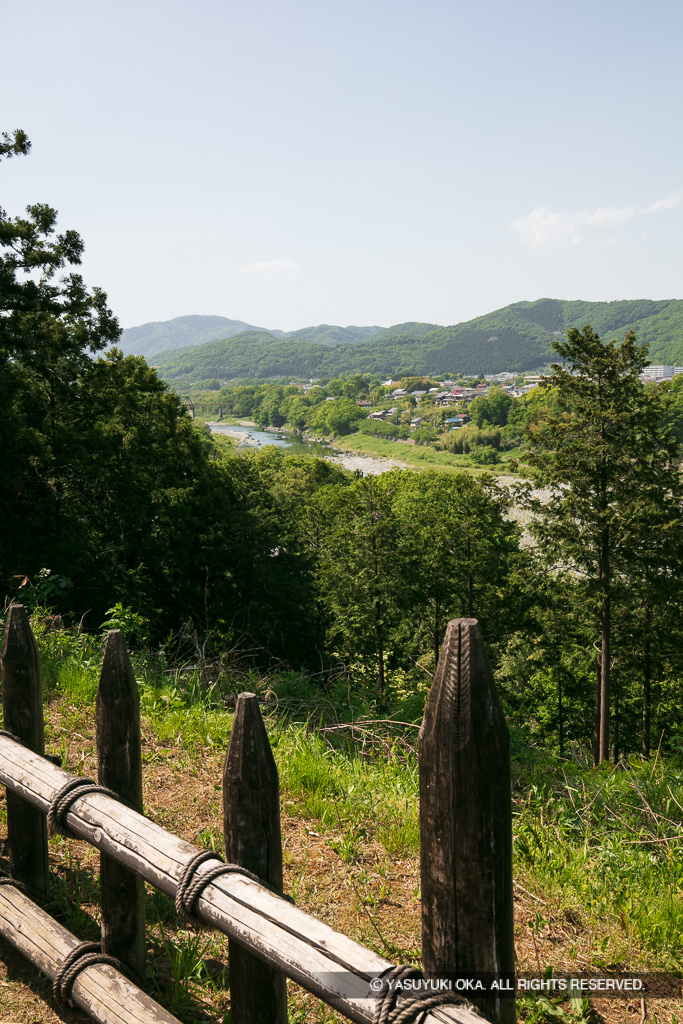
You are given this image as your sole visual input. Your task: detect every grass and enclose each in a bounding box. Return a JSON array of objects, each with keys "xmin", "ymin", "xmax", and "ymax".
[
  {"xmin": 200, "ymin": 412, "xmax": 524, "ymax": 477},
  {"xmin": 512, "ymin": 751, "xmax": 683, "ymax": 968},
  {"xmin": 0, "ymin": 623, "xmax": 681, "ymax": 1024},
  {"xmin": 333, "ymin": 431, "xmax": 522, "ymax": 476}
]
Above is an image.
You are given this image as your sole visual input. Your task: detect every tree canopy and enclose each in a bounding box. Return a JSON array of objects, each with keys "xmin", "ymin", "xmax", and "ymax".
[{"xmin": 523, "ymin": 326, "xmax": 683, "ymax": 762}]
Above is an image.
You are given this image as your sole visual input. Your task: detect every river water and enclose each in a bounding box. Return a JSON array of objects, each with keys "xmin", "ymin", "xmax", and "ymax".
[
  {"xmin": 208, "ymin": 422, "xmax": 332, "ymax": 456},
  {"xmin": 207, "ymin": 422, "xmax": 406, "ymax": 476}
]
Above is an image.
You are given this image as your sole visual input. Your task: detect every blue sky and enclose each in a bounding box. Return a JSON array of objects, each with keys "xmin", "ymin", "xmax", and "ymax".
[{"xmin": 3, "ymin": 0, "xmax": 683, "ymax": 331}]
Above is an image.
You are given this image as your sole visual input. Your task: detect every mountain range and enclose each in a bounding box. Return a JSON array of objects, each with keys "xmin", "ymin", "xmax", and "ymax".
[
  {"xmin": 119, "ymin": 299, "xmax": 683, "ymax": 381},
  {"xmin": 119, "ymin": 315, "xmax": 381, "ymax": 359}
]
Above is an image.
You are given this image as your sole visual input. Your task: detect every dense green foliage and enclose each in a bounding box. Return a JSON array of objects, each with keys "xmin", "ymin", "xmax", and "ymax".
[
  {"xmin": 0, "ymin": 128, "xmax": 522, "ymax": 673},
  {"xmin": 522, "ymin": 328, "xmax": 683, "ymax": 763},
  {"xmin": 151, "ymin": 298, "xmax": 683, "ymax": 382},
  {"xmin": 5, "ymin": 133, "xmax": 683, "ymax": 765}
]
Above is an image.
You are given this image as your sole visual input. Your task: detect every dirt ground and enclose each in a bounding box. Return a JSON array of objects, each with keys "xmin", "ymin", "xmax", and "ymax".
[{"xmin": 0, "ymin": 717, "xmax": 679, "ymax": 1024}]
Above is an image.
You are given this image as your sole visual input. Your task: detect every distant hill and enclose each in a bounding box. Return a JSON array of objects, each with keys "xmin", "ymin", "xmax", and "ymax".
[
  {"xmin": 120, "ymin": 315, "xmax": 382, "ymax": 359},
  {"xmin": 141, "ymin": 299, "xmax": 683, "ymax": 382},
  {"xmin": 279, "ymin": 324, "xmax": 382, "ymax": 346},
  {"xmin": 119, "ymin": 315, "xmax": 286, "ymax": 360},
  {"xmin": 370, "ymin": 321, "xmax": 440, "ymax": 341}
]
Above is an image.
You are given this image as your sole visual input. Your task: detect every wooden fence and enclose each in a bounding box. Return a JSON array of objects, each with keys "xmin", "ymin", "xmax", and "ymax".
[{"xmin": 0, "ymin": 606, "xmax": 514, "ymax": 1024}]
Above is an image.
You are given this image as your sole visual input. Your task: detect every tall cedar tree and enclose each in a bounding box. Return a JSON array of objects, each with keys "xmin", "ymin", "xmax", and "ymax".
[
  {"xmin": 315, "ymin": 473, "xmax": 402, "ymax": 698},
  {"xmin": 524, "ymin": 326, "xmax": 682, "ymax": 763}
]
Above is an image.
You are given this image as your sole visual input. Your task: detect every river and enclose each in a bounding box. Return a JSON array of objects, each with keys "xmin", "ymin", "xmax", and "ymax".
[{"xmin": 207, "ymin": 422, "xmax": 406, "ymax": 476}]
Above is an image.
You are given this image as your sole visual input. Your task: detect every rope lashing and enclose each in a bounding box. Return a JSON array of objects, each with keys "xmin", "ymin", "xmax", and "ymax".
[
  {"xmin": 175, "ymin": 849, "xmax": 294, "ymax": 924},
  {"xmin": 372, "ymin": 965, "xmax": 473, "ymax": 1024},
  {"xmin": 47, "ymin": 777, "xmax": 119, "ymax": 836},
  {"xmin": 0, "ymin": 728, "xmax": 22, "ymax": 744},
  {"xmin": 0, "ymin": 877, "xmax": 130, "ymax": 1005},
  {"xmin": 52, "ymin": 941, "xmax": 130, "ymax": 1007},
  {"xmin": 0, "ymin": 875, "xmax": 34, "ymax": 899}
]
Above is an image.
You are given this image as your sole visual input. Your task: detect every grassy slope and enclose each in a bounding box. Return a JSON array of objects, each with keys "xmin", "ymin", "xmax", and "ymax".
[
  {"xmin": 0, "ymin": 629, "xmax": 681, "ymax": 1024},
  {"xmin": 332, "ymin": 431, "xmax": 521, "ymax": 474}
]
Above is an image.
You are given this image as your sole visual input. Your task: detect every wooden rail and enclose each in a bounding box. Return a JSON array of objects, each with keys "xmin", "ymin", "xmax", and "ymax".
[
  {"xmin": 0, "ymin": 607, "xmax": 515, "ymax": 1024},
  {"xmin": 0, "ymin": 880, "xmax": 181, "ymax": 1024},
  {"xmin": 0, "ymin": 734, "xmax": 484, "ymax": 1024}
]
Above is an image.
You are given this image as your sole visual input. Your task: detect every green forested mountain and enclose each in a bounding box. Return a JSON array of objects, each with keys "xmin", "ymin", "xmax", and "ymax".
[
  {"xmin": 153, "ymin": 298, "xmax": 683, "ymax": 382},
  {"xmin": 120, "ymin": 316, "xmax": 382, "ymax": 360},
  {"xmin": 279, "ymin": 323, "xmax": 382, "ymax": 346},
  {"xmin": 119, "ymin": 315, "xmax": 285, "ymax": 360},
  {"xmin": 370, "ymin": 321, "xmax": 440, "ymax": 340}
]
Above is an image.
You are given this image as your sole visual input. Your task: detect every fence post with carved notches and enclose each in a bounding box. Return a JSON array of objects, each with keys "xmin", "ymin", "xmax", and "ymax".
[
  {"xmin": 419, "ymin": 618, "xmax": 515, "ymax": 1024},
  {"xmin": 223, "ymin": 692, "xmax": 288, "ymax": 1024},
  {"xmin": 96, "ymin": 628, "xmax": 146, "ymax": 984},
  {"xmin": 0, "ymin": 604, "xmax": 50, "ymax": 898}
]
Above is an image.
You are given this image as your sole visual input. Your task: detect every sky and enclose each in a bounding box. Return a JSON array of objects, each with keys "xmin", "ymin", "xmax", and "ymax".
[{"xmin": 3, "ymin": 0, "xmax": 683, "ymax": 332}]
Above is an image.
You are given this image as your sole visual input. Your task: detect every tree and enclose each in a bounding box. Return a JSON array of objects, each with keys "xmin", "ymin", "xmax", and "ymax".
[
  {"xmin": 469, "ymin": 386, "xmax": 512, "ymax": 428},
  {"xmin": 395, "ymin": 472, "xmax": 521, "ymax": 665},
  {"xmin": 523, "ymin": 326, "xmax": 683, "ymax": 763},
  {"xmin": 0, "ymin": 133, "xmax": 236, "ymax": 638},
  {"xmin": 315, "ymin": 473, "xmax": 403, "ymax": 697},
  {"xmin": 308, "ymin": 397, "xmax": 367, "ymax": 436},
  {"xmin": 1, "ymin": 131, "xmax": 121, "ymax": 598}
]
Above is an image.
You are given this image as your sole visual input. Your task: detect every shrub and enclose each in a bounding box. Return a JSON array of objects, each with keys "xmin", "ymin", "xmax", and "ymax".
[{"xmin": 444, "ymin": 424, "xmax": 501, "ymax": 454}]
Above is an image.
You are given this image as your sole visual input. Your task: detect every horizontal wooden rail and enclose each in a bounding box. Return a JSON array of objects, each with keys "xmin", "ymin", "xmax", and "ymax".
[
  {"xmin": 0, "ymin": 881, "xmax": 180, "ymax": 1024},
  {"xmin": 0, "ymin": 735, "xmax": 483, "ymax": 1024}
]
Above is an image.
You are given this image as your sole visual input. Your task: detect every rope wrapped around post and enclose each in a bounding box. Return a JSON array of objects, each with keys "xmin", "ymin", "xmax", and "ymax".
[
  {"xmin": 373, "ymin": 966, "xmax": 474, "ymax": 1024},
  {"xmin": 47, "ymin": 778, "xmax": 119, "ymax": 836},
  {"xmin": 175, "ymin": 849, "xmax": 294, "ymax": 924},
  {"xmin": 52, "ymin": 940, "xmax": 132, "ymax": 1008},
  {"xmin": 0, "ymin": 875, "xmax": 35, "ymax": 900}
]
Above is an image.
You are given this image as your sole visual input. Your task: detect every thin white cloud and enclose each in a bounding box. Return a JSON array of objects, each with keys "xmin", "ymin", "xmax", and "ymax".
[
  {"xmin": 643, "ymin": 189, "xmax": 683, "ymax": 214},
  {"xmin": 510, "ymin": 207, "xmax": 583, "ymax": 249},
  {"xmin": 582, "ymin": 205, "xmax": 637, "ymax": 226},
  {"xmin": 237, "ymin": 260, "xmax": 302, "ymax": 281},
  {"xmin": 511, "ymin": 205, "xmax": 637, "ymax": 249},
  {"xmin": 512, "ymin": 189, "xmax": 681, "ymax": 249}
]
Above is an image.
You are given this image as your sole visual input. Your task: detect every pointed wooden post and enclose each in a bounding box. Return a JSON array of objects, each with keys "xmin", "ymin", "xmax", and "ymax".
[
  {"xmin": 1, "ymin": 605, "xmax": 49, "ymax": 897},
  {"xmin": 223, "ymin": 693, "xmax": 286, "ymax": 1024},
  {"xmin": 96, "ymin": 630, "xmax": 146, "ymax": 984},
  {"xmin": 419, "ymin": 618, "xmax": 515, "ymax": 1024}
]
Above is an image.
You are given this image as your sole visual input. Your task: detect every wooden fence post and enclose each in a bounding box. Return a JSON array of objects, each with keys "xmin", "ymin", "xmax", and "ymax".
[
  {"xmin": 223, "ymin": 693, "xmax": 287, "ymax": 1024},
  {"xmin": 0, "ymin": 604, "xmax": 49, "ymax": 897},
  {"xmin": 96, "ymin": 629, "xmax": 146, "ymax": 983},
  {"xmin": 419, "ymin": 618, "xmax": 515, "ymax": 1024}
]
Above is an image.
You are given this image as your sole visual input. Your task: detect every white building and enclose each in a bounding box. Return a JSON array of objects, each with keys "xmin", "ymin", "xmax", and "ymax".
[{"xmin": 641, "ymin": 365, "xmax": 683, "ymax": 379}]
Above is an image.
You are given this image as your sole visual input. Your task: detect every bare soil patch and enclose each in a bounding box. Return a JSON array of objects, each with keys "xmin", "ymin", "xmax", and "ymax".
[{"xmin": 0, "ymin": 708, "xmax": 678, "ymax": 1024}]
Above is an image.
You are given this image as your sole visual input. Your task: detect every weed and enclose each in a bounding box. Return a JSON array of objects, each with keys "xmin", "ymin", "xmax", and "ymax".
[
  {"xmin": 26, "ymin": 628, "xmax": 683, "ymax": 1024},
  {"xmin": 197, "ymin": 826, "xmax": 224, "ymax": 854},
  {"xmin": 288, "ymin": 1000, "xmax": 311, "ymax": 1024},
  {"xmin": 151, "ymin": 921, "xmax": 216, "ymax": 1018}
]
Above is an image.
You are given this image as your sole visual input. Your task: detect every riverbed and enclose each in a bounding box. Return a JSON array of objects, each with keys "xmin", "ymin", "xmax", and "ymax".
[{"xmin": 207, "ymin": 422, "xmax": 406, "ymax": 476}]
